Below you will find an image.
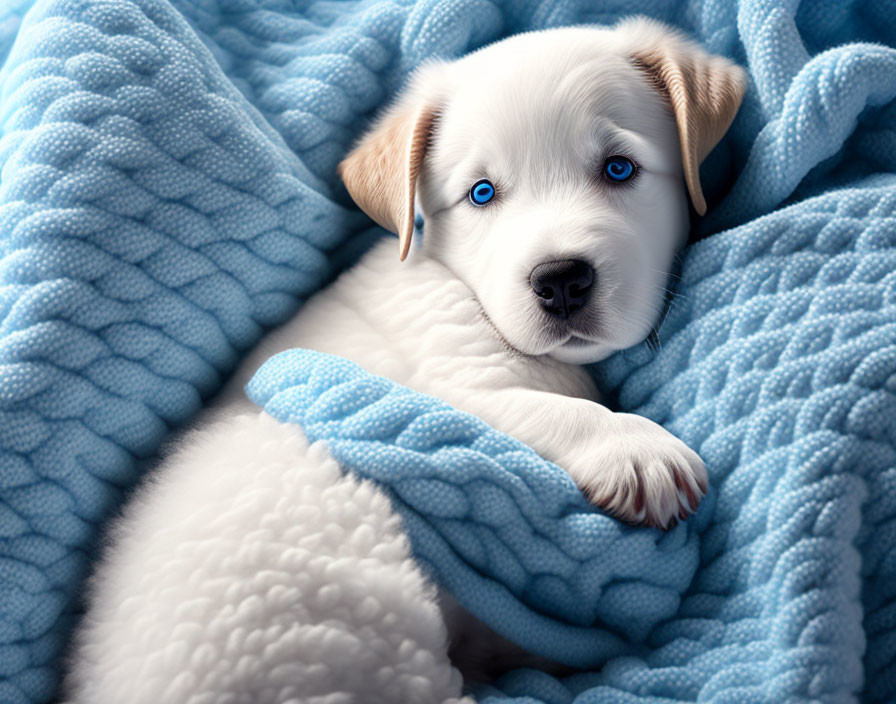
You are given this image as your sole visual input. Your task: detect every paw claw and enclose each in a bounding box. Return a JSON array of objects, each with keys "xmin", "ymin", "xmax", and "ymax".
[
  {"xmin": 695, "ymin": 470, "xmax": 709, "ymax": 495},
  {"xmin": 572, "ymin": 415, "xmax": 707, "ymax": 529},
  {"xmin": 673, "ymin": 465, "xmax": 701, "ymax": 511},
  {"xmin": 632, "ymin": 482, "xmax": 645, "ymax": 515}
]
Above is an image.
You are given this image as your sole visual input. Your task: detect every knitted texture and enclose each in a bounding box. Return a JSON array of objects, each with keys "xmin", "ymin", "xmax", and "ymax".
[
  {"xmin": 247, "ymin": 350, "xmax": 702, "ymax": 670},
  {"xmin": 1, "ymin": 0, "xmax": 895, "ymax": 702}
]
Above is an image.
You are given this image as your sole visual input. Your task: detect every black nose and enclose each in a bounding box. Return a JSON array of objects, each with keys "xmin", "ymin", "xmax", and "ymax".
[{"xmin": 530, "ymin": 259, "xmax": 594, "ymax": 319}]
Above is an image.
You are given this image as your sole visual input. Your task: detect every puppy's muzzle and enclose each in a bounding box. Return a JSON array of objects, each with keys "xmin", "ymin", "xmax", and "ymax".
[{"xmin": 529, "ymin": 259, "xmax": 594, "ymax": 319}]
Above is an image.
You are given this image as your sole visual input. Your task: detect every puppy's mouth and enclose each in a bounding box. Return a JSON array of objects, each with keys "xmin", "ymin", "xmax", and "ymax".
[
  {"xmin": 560, "ymin": 335, "xmax": 600, "ymax": 348},
  {"xmin": 473, "ymin": 282, "xmax": 609, "ymax": 360},
  {"xmin": 476, "ymin": 301, "xmax": 604, "ymax": 359},
  {"xmin": 550, "ymin": 331, "xmax": 608, "ymax": 355},
  {"xmin": 524, "ymin": 316, "xmax": 609, "ymax": 361},
  {"xmin": 540, "ymin": 310, "xmax": 606, "ymax": 346}
]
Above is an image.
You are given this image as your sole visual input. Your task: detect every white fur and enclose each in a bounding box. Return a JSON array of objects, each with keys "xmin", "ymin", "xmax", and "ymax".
[
  {"xmin": 65, "ymin": 413, "xmax": 470, "ymax": 704},
  {"xmin": 219, "ymin": 236, "xmax": 705, "ymax": 529},
  {"xmin": 64, "ymin": 19, "xmax": 724, "ymax": 701}
]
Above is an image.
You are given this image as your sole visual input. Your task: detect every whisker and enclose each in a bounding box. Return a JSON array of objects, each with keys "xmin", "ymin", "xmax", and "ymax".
[
  {"xmin": 648, "ymin": 283, "xmax": 689, "ymax": 301},
  {"xmin": 647, "ymin": 266, "xmax": 683, "ymax": 282}
]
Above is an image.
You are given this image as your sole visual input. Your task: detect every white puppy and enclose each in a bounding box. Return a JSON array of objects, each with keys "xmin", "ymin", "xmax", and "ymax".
[{"xmin": 64, "ymin": 18, "xmax": 745, "ymax": 703}]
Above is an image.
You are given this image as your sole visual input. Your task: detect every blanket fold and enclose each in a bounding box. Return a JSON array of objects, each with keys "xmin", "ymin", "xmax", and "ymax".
[
  {"xmin": 1, "ymin": 0, "xmax": 895, "ymax": 702},
  {"xmin": 246, "ymin": 348, "xmax": 702, "ymax": 669}
]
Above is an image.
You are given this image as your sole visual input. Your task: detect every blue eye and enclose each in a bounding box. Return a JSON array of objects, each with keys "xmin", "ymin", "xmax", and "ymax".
[
  {"xmin": 604, "ymin": 156, "xmax": 636, "ymax": 182},
  {"xmin": 469, "ymin": 179, "xmax": 496, "ymax": 205}
]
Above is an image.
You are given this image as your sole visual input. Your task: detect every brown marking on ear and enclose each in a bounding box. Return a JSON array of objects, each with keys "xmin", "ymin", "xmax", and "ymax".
[
  {"xmin": 338, "ymin": 104, "xmax": 438, "ymax": 261},
  {"xmin": 632, "ymin": 46, "xmax": 746, "ymax": 215}
]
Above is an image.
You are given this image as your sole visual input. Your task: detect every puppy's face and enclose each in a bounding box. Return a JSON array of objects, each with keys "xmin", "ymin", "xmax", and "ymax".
[
  {"xmin": 417, "ymin": 31, "xmax": 690, "ymax": 362},
  {"xmin": 340, "ymin": 20, "xmax": 745, "ymax": 364}
]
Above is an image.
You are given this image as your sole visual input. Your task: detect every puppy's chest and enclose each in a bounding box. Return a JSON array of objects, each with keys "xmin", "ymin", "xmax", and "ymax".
[{"xmin": 300, "ymin": 271, "xmax": 505, "ymax": 390}]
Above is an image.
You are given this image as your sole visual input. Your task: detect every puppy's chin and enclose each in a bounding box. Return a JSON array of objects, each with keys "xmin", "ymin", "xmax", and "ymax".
[{"xmin": 546, "ymin": 338, "xmax": 615, "ymax": 364}]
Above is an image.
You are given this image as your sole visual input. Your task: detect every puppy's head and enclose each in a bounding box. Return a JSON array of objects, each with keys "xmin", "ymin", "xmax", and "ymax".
[{"xmin": 339, "ymin": 18, "xmax": 746, "ymax": 363}]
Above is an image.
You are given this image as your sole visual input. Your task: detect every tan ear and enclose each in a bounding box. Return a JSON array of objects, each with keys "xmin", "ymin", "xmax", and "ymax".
[
  {"xmin": 632, "ymin": 35, "xmax": 746, "ymax": 215},
  {"xmin": 338, "ymin": 103, "xmax": 438, "ymax": 261}
]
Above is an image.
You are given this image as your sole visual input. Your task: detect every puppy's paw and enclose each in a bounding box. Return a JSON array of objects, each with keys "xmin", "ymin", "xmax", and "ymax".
[{"xmin": 575, "ymin": 414, "xmax": 707, "ymax": 529}]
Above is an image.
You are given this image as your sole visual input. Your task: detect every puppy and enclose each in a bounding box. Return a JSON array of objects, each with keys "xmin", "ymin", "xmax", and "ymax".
[{"xmin": 64, "ymin": 18, "xmax": 745, "ymax": 703}]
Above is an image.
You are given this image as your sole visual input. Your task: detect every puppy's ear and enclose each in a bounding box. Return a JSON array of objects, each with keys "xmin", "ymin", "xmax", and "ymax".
[
  {"xmin": 338, "ymin": 81, "xmax": 440, "ymax": 260},
  {"xmin": 626, "ymin": 20, "xmax": 746, "ymax": 215}
]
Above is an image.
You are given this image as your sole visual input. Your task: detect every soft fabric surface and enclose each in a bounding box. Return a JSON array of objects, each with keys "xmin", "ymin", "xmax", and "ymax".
[
  {"xmin": 247, "ymin": 349, "xmax": 701, "ymax": 669},
  {"xmin": 1, "ymin": 0, "xmax": 895, "ymax": 703}
]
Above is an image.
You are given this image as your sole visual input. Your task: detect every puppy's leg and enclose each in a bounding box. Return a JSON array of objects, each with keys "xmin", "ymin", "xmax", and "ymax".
[
  {"xmin": 462, "ymin": 389, "xmax": 707, "ymax": 528},
  {"xmin": 64, "ymin": 412, "xmax": 467, "ymax": 704}
]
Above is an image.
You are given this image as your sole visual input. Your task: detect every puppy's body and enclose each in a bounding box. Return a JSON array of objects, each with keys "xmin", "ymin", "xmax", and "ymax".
[
  {"xmin": 65, "ymin": 19, "xmax": 746, "ymax": 702},
  {"xmin": 65, "ymin": 241, "xmax": 584, "ymax": 704},
  {"xmin": 221, "ymin": 237, "xmax": 697, "ymax": 527}
]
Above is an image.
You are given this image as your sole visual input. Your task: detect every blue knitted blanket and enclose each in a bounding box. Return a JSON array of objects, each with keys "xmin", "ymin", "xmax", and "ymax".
[{"xmin": 1, "ymin": 1, "xmax": 895, "ymax": 702}]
